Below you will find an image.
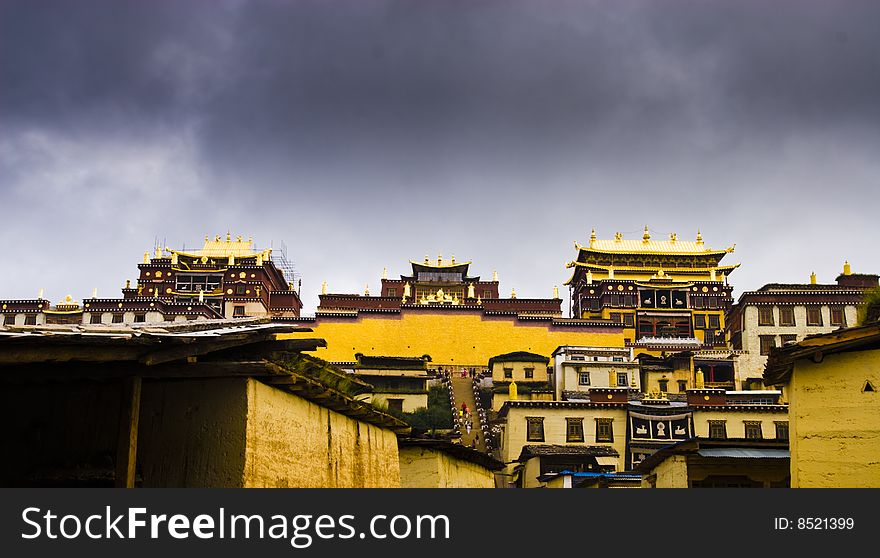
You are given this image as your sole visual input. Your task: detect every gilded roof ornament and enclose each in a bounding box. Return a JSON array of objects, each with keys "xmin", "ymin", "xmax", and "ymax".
[
  {"xmin": 511, "ymin": 287, "xmax": 517, "ymax": 299},
  {"xmin": 844, "ymin": 260, "xmax": 852, "ymax": 275},
  {"xmin": 696, "ymin": 230, "xmax": 703, "ymax": 245},
  {"xmin": 553, "ymin": 285, "xmax": 559, "ymax": 299},
  {"xmin": 382, "ymin": 267, "xmax": 388, "ymax": 280},
  {"xmin": 321, "ymin": 281, "xmax": 328, "ymax": 295},
  {"xmin": 643, "ymin": 225, "xmax": 651, "ymax": 243},
  {"xmin": 493, "ymin": 270, "xmax": 498, "ymax": 282},
  {"xmin": 670, "ymin": 232, "xmax": 677, "ymax": 243},
  {"xmin": 364, "ymin": 284, "xmax": 370, "ymax": 296},
  {"xmin": 590, "ymin": 228, "xmax": 597, "ymax": 245},
  {"xmin": 615, "ymin": 232, "xmax": 623, "ymax": 242}
]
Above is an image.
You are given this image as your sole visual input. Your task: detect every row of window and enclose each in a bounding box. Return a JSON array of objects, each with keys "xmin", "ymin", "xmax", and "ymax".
[
  {"xmin": 578, "ymin": 371, "xmax": 631, "ymax": 387},
  {"xmin": 757, "ymin": 306, "xmax": 846, "ymax": 327},
  {"xmin": 526, "ymin": 417, "xmax": 615, "ymax": 443},
  {"xmin": 759, "ymin": 334, "xmax": 799, "ymax": 355},
  {"xmin": 526, "ymin": 417, "xmax": 786, "ymax": 443},
  {"xmin": 503, "ymin": 367, "xmax": 536, "ymax": 379},
  {"xmin": 708, "ymin": 420, "xmax": 788, "ymax": 440}
]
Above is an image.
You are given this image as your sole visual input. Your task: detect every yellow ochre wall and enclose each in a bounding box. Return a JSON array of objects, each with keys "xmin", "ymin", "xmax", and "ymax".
[
  {"xmin": 399, "ymin": 447, "xmax": 496, "ymax": 488},
  {"xmin": 787, "ymin": 349, "xmax": 880, "ymax": 488},
  {"xmin": 691, "ymin": 409, "xmax": 788, "ymax": 439},
  {"xmin": 642, "ymin": 454, "xmax": 688, "ymax": 488},
  {"xmin": 283, "ymin": 311, "xmax": 623, "ymax": 365},
  {"xmin": 243, "ymin": 379, "xmax": 401, "ymax": 488}
]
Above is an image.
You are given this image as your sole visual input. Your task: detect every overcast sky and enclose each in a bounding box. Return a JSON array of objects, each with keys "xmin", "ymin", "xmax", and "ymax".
[{"xmin": 2, "ymin": 0, "xmax": 878, "ymax": 314}]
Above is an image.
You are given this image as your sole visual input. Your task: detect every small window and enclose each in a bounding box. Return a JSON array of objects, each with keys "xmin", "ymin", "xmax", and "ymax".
[
  {"xmin": 830, "ymin": 307, "xmax": 846, "ymax": 327},
  {"xmin": 694, "ymin": 314, "xmax": 706, "ymax": 329},
  {"xmin": 387, "ymin": 288, "xmax": 397, "ymax": 297},
  {"xmin": 24, "ymin": 315, "xmax": 37, "ymax": 325},
  {"xmin": 90, "ymin": 314, "xmax": 102, "ymax": 324},
  {"xmin": 703, "ymin": 330, "xmax": 716, "ymax": 346},
  {"xmin": 112, "ymin": 314, "xmax": 124, "ymax": 324},
  {"xmin": 610, "ymin": 312, "xmax": 622, "ymax": 323},
  {"xmin": 617, "ymin": 372, "xmax": 629, "ymax": 387},
  {"xmin": 760, "ymin": 335, "xmax": 776, "ymax": 356},
  {"xmin": 807, "ymin": 307, "xmax": 823, "ymax": 326},
  {"xmin": 744, "ymin": 421, "xmax": 763, "ymax": 439},
  {"xmin": 707, "ymin": 297, "xmax": 718, "ymax": 309},
  {"xmin": 779, "ymin": 306, "xmax": 795, "ymax": 326},
  {"xmin": 658, "ymin": 379, "xmax": 668, "ymax": 393},
  {"xmin": 677, "ymin": 380, "xmax": 687, "ymax": 393},
  {"xmin": 708, "ymin": 314, "xmax": 720, "ymax": 329},
  {"xmin": 780, "ymin": 334, "xmax": 797, "ymax": 346},
  {"xmin": 623, "ymin": 313, "xmax": 635, "ymax": 327},
  {"xmin": 758, "ymin": 307, "xmax": 774, "ymax": 326},
  {"xmin": 2, "ymin": 315, "xmax": 14, "ymax": 325},
  {"xmin": 595, "ymin": 418, "xmax": 614, "ymax": 442},
  {"xmin": 483, "ymin": 290, "xmax": 492, "ymax": 299},
  {"xmin": 503, "ymin": 368, "xmax": 513, "ymax": 379},
  {"xmin": 775, "ymin": 421, "xmax": 789, "ymax": 441},
  {"xmin": 134, "ymin": 314, "xmax": 146, "ymax": 323},
  {"xmin": 578, "ymin": 371, "xmax": 591, "ymax": 386},
  {"xmin": 692, "ymin": 297, "xmax": 705, "ymax": 309},
  {"xmin": 708, "ymin": 420, "xmax": 727, "ymax": 439},
  {"xmin": 386, "ymin": 399, "xmax": 403, "ymax": 414},
  {"xmin": 526, "ymin": 417, "xmax": 545, "ymax": 442},
  {"xmin": 235, "ymin": 284, "xmax": 246, "ymax": 295},
  {"xmin": 524, "ymin": 367, "xmax": 534, "ymax": 379},
  {"xmin": 566, "ymin": 418, "xmax": 584, "ymax": 443},
  {"xmin": 233, "ymin": 305, "xmax": 246, "ymax": 317}
]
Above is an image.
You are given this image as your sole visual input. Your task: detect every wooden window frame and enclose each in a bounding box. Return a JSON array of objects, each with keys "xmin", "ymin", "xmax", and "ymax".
[
  {"xmin": 806, "ymin": 306, "xmax": 823, "ymax": 326},
  {"xmin": 595, "ymin": 418, "xmax": 614, "ymax": 443},
  {"xmin": 566, "ymin": 418, "xmax": 585, "ymax": 443},
  {"xmin": 526, "ymin": 417, "xmax": 545, "ymax": 442},
  {"xmin": 760, "ymin": 335, "xmax": 776, "ymax": 356},
  {"xmin": 779, "ymin": 306, "xmax": 796, "ymax": 326},
  {"xmin": 774, "ymin": 421, "xmax": 789, "ymax": 441},
  {"xmin": 744, "ymin": 421, "xmax": 763, "ymax": 440},
  {"xmin": 708, "ymin": 420, "xmax": 727, "ymax": 439},
  {"xmin": 758, "ymin": 306, "xmax": 774, "ymax": 326},
  {"xmin": 830, "ymin": 307, "xmax": 846, "ymax": 327}
]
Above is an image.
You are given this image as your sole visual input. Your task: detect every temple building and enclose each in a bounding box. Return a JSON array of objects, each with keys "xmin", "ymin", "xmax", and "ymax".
[
  {"xmin": 0, "ymin": 234, "xmax": 303, "ymax": 326},
  {"xmin": 565, "ymin": 227, "xmax": 737, "ymax": 356},
  {"xmin": 283, "ymin": 255, "xmax": 626, "ymax": 367},
  {"xmin": 727, "ymin": 262, "xmax": 879, "ymax": 389}
]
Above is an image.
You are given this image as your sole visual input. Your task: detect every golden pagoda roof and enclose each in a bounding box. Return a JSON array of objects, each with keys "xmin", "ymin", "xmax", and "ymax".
[
  {"xmin": 410, "ymin": 255, "xmax": 471, "ymax": 269},
  {"xmin": 575, "ymin": 228, "xmax": 734, "ymax": 256},
  {"xmin": 170, "ymin": 234, "xmax": 265, "ymax": 259}
]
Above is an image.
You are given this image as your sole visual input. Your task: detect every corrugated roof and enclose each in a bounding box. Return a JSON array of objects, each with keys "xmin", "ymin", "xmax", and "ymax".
[{"xmin": 697, "ymin": 448, "xmax": 789, "ymax": 459}]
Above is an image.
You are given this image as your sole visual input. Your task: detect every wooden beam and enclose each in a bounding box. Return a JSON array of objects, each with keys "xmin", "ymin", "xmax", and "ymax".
[{"xmin": 115, "ymin": 376, "xmax": 142, "ymax": 488}]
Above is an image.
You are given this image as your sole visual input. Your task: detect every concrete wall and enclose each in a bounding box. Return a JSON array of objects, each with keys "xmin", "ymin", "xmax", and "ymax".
[
  {"xmin": 243, "ymin": 379, "xmax": 400, "ymax": 488},
  {"xmin": 282, "ymin": 312, "xmax": 623, "ymax": 366},
  {"xmin": 643, "ymin": 454, "xmax": 688, "ymax": 488},
  {"xmin": 692, "ymin": 409, "xmax": 788, "ymax": 439},
  {"xmin": 370, "ymin": 392, "xmax": 428, "ymax": 414},
  {"xmin": 788, "ymin": 349, "xmax": 880, "ymax": 488},
  {"xmin": 500, "ymin": 406, "xmax": 628, "ymax": 472},
  {"xmin": 738, "ymin": 304, "xmax": 859, "ymax": 384},
  {"xmin": 399, "ymin": 447, "xmax": 495, "ymax": 488},
  {"xmin": 490, "ymin": 360, "xmax": 551, "ymax": 383}
]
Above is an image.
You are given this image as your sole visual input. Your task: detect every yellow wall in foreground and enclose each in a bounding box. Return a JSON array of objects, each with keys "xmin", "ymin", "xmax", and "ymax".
[
  {"xmin": 283, "ymin": 312, "xmax": 623, "ymax": 365},
  {"xmin": 243, "ymin": 379, "xmax": 401, "ymax": 488},
  {"xmin": 643, "ymin": 454, "xmax": 688, "ymax": 488},
  {"xmin": 788, "ymin": 349, "xmax": 880, "ymax": 488},
  {"xmin": 399, "ymin": 447, "xmax": 495, "ymax": 488}
]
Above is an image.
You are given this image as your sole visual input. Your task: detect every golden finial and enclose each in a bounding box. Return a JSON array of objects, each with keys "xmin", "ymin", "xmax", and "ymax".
[
  {"xmin": 364, "ymin": 284, "xmax": 370, "ymax": 296},
  {"xmin": 451, "ymin": 255, "xmax": 456, "ymax": 265},
  {"xmin": 236, "ymin": 235, "xmax": 243, "ymax": 242},
  {"xmin": 670, "ymin": 232, "xmax": 677, "ymax": 242},
  {"xmin": 226, "ymin": 231, "xmax": 231, "ymax": 242},
  {"xmin": 382, "ymin": 267, "xmax": 388, "ymax": 280},
  {"xmin": 256, "ymin": 252, "xmax": 263, "ymax": 266},
  {"xmin": 92, "ymin": 288, "xmax": 97, "ymax": 298},
  {"xmin": 38, "ymin": 288, "xmax": 44, "ymax": 300},
  {"xmin": 155, "ymin": 246, "xmax": 163, "ymax": 258},
  {"xmin": 321, "ymin": 281, "xmax": 328, "ymax": 295},
  {"xmin": 511, "ymin": 287, "xmax": 517, "ymax": 299},
  {"xmin": 643, "ymin": 225, "xmax": 650, "ymax": 242},
  {"xmin": 205, "ymin": 235, "xmax": 209, "ymax": 242},
  {"xmin": 844, "ymin": 260, "xmax": 852, "ymax": 275},
  {"xmin": 614, "ymin": 232, "xmax": 623, "ymax": 242},
  {"xmin": 493, "ymin": 270, "xmax": 498, "ymax": 282},
  {"xmin": 437, "ymin": 253, "xmax": 443, "ymax": 266},
  {"xmin": 215, "ymin": 234, "xmax": 221, "ymax": 242},
  {"xmin": 125, "ymin": 280, "xmax": 131, "ymax": 289},
  {"xmin": 424, "ymin": 254, "xmax": 429, "ymax": 264},
  {"xmin": 143, "ymin": 251, "xmax": 150, "ymax": 264},
  {"xmin": 590, "ymin": 228, "xmax": 597, "ymax": 242},
  {"xmin": 477, "ymin": 295, "xmax": 482, "ymax": 305},
  {"xmin": 553, "ymin": 285, "xmax": 559, "ymax": 299},
  {"xmin": 810, "ymin": 271, "xmax": 817, "ymax": 284},
  {"xmin": 696, "ymin": 229, "xmax": 703, "ymax": 245},
  {"xmin": 170, "ymin": 252, "xmax": 178, "ymax": 265}
]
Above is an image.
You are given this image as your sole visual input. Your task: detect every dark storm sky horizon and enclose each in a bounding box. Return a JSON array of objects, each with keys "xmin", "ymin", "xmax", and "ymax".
[{"xmin": 2, "ymin": 0, "xmax": 879, "ymax": 314}]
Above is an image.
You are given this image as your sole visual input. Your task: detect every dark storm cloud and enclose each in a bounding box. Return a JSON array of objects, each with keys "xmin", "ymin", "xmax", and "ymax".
[{"xmin": 1, "ymin": 0, "xmax": 879, "ymax": 310}]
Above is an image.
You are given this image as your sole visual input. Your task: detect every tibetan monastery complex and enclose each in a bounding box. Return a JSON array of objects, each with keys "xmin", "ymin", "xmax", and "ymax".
[{"xmin": 2, "ymin": 228, "xmax": 878, "ymax": 488}]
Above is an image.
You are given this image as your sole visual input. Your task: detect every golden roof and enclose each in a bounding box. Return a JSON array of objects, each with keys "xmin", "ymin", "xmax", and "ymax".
[
  {"xmin": 170, "ymin": 234, "xmax": 265, "ymax": 259},
  {"xmin": 410, "ymin": 254, "xmax": 471, "ymax": 269},
  {"xmin": 575, "ymin": 229, "xmax": 734, "ymax": 256}
]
